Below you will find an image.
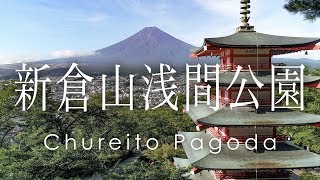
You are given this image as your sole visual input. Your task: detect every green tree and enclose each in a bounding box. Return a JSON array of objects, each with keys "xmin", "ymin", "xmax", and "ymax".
[
  {"xmin": 0, "ymin": 82, "xmax": 20, "ymax": 148},
  {"xmin": 284, "ymin": 0, "xmax": 320, "ymax": 21},
  {"xmin": 105, "ymin": 160, "xmax": 190, "ymax": 180},
  {"xmin": 300, "ymin": 172, "xmax": 320, "ymax": 179},
  {"xmin": 0, "ymin": 87, "xmax": 193, "ymax": 179}
]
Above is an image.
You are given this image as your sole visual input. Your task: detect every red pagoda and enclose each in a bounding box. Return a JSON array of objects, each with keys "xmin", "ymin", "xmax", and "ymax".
[{"xmin": 174, "ymin": 0, "xmax": 320, "ymax": 179}]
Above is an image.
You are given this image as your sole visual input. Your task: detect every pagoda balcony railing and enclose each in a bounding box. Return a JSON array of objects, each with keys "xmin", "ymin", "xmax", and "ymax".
[
  {"xmin": 212, "ymin": 170, "xmax": 290, "ymax": 179},
  {"xmin": 210, "ymin": 96, "xmax": 234, "ymax": 106},
  {"xmin": 210, "ymin": 96, "xmax": 271, "ymax": 106},
  {"xmin": 207, "ymin": 128, "xmax": 286, "ymax": 143},
  {"xmin": 220, "ymin": 63, "xmax": 285, "ymax": 71}
]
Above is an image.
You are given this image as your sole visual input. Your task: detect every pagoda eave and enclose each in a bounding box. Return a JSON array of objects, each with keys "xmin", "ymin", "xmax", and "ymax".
[
  {"xmin": 197, "ymin": 121, "xmax": 320, "ymax": 128},
  {"xmin": 306, "ymin": 81, "xmax": 320, "ymax": 88},
  {"xmin": 200, "ymin": 72, "xmax": 320, "ymax": 87},
  {"xmin": 179, "ymin": 132, "xmax": 320, "ymax": 171},
  {"xmin": 186, "ymin": 105, "xmax": 320, "ymax": 127},
  {"xmin": 190, "ymin": 32, "xmax": 320, "ymax": 58},
  {"xmin": 194, "ymin": 165, "xmax": 320, "ymax": 171}
]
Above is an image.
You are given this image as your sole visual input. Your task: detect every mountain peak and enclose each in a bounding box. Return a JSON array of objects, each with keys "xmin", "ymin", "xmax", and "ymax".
[
  {"xmin": 134, "ymin": 26, "xmax": 173, "ymax": 40},
  {"xmin": 138, "ymin": 26, "xmax": 165, "ymax": 34},
  {"xmin": 95, "ymin": 27, "xmax": 195, "ymax": 66},
  {"xmin": 141, "ymin": 26, "xmax": 160, "ymax": 30}
]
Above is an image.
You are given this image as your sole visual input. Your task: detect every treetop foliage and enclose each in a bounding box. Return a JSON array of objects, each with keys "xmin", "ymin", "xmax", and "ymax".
[{"xmin": 284, "ymin": 0, "xmax": 320, "ymax": 21}]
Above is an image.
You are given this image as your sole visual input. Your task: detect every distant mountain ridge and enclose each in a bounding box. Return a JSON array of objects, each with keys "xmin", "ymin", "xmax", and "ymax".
[
  {"xmin": 273, "ymin": 58, "xmax": 320, "ymax": 68},
  {"xmin": 0, "ymin": 27, "xmax": 320, "ymax": 78}
]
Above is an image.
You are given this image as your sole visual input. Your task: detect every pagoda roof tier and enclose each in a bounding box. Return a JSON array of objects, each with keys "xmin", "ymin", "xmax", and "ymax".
[
  {"xmin": 174, "ymin": 158, "xmax": 291, "ymax": 180},
  {"xmin": 205, "ymin": 32, "xmax": 320, "ymax": 49},
  {"xmin": 199, "ymin": 71, "xmax": 320, "ymax": 86},
  {"xmin": 185, "ymin": 104, "xmax": 320, "ymax": 127},
  {"xmin": 174, "ymin": 157, "xmax": 191, "ymax": 168},
  {"xmin": 191, "ymin": 31, "xmax": 320, "ymax": 57},
  {"xmin": 173, "ymin": 158, "xmax": 214, "ymax": 180},
  {"xmin": 178, "ymin": 131, "xmax": 320, "ymax": 170}
]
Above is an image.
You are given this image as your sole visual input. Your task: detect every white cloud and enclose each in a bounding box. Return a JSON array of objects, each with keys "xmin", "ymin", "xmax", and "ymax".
[
  {"xmin": 0, "ymin": 54, "xmax": 45, "ymax": 65},
  {"xmin": 37, "ymin": 1, "xmax": 109, "ymax": 23},
  {"xmin": 118, "ymin": 0, "xmax": 168, "ymax": 17},
  {"xmin": 65, "ymin": 13, "xmax": 109, "ymax": 23},
  {"xmin": 49, "ymin": 50, "xmax": 94, "ymax": 58},
  {"xmin": 193, "ymin": 0, "xmax": 239, "ymax": 18},
  {"xmin": 86, "ymin": 14, "xmax": 108, "ymax": 22},
  {"xmin": 0, "ymin": 50, "xmax": 94, "ymax": 65}
]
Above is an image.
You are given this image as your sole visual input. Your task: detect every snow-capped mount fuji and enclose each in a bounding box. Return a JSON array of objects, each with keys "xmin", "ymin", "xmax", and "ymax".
[{"xmin": 94, "ymin": 26, "xmax": 196, "ymax": 66}]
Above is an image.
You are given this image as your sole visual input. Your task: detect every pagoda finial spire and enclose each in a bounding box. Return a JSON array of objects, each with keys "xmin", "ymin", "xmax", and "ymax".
[{"xmin": 237, "ymin": 0, "xmax": 255, "ymax": 32}]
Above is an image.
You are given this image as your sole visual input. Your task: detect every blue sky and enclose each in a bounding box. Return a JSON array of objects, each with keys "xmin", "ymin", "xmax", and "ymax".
[{"xmin": 1, "ymin": 0, "xmax": 319, "ymax": 64}]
